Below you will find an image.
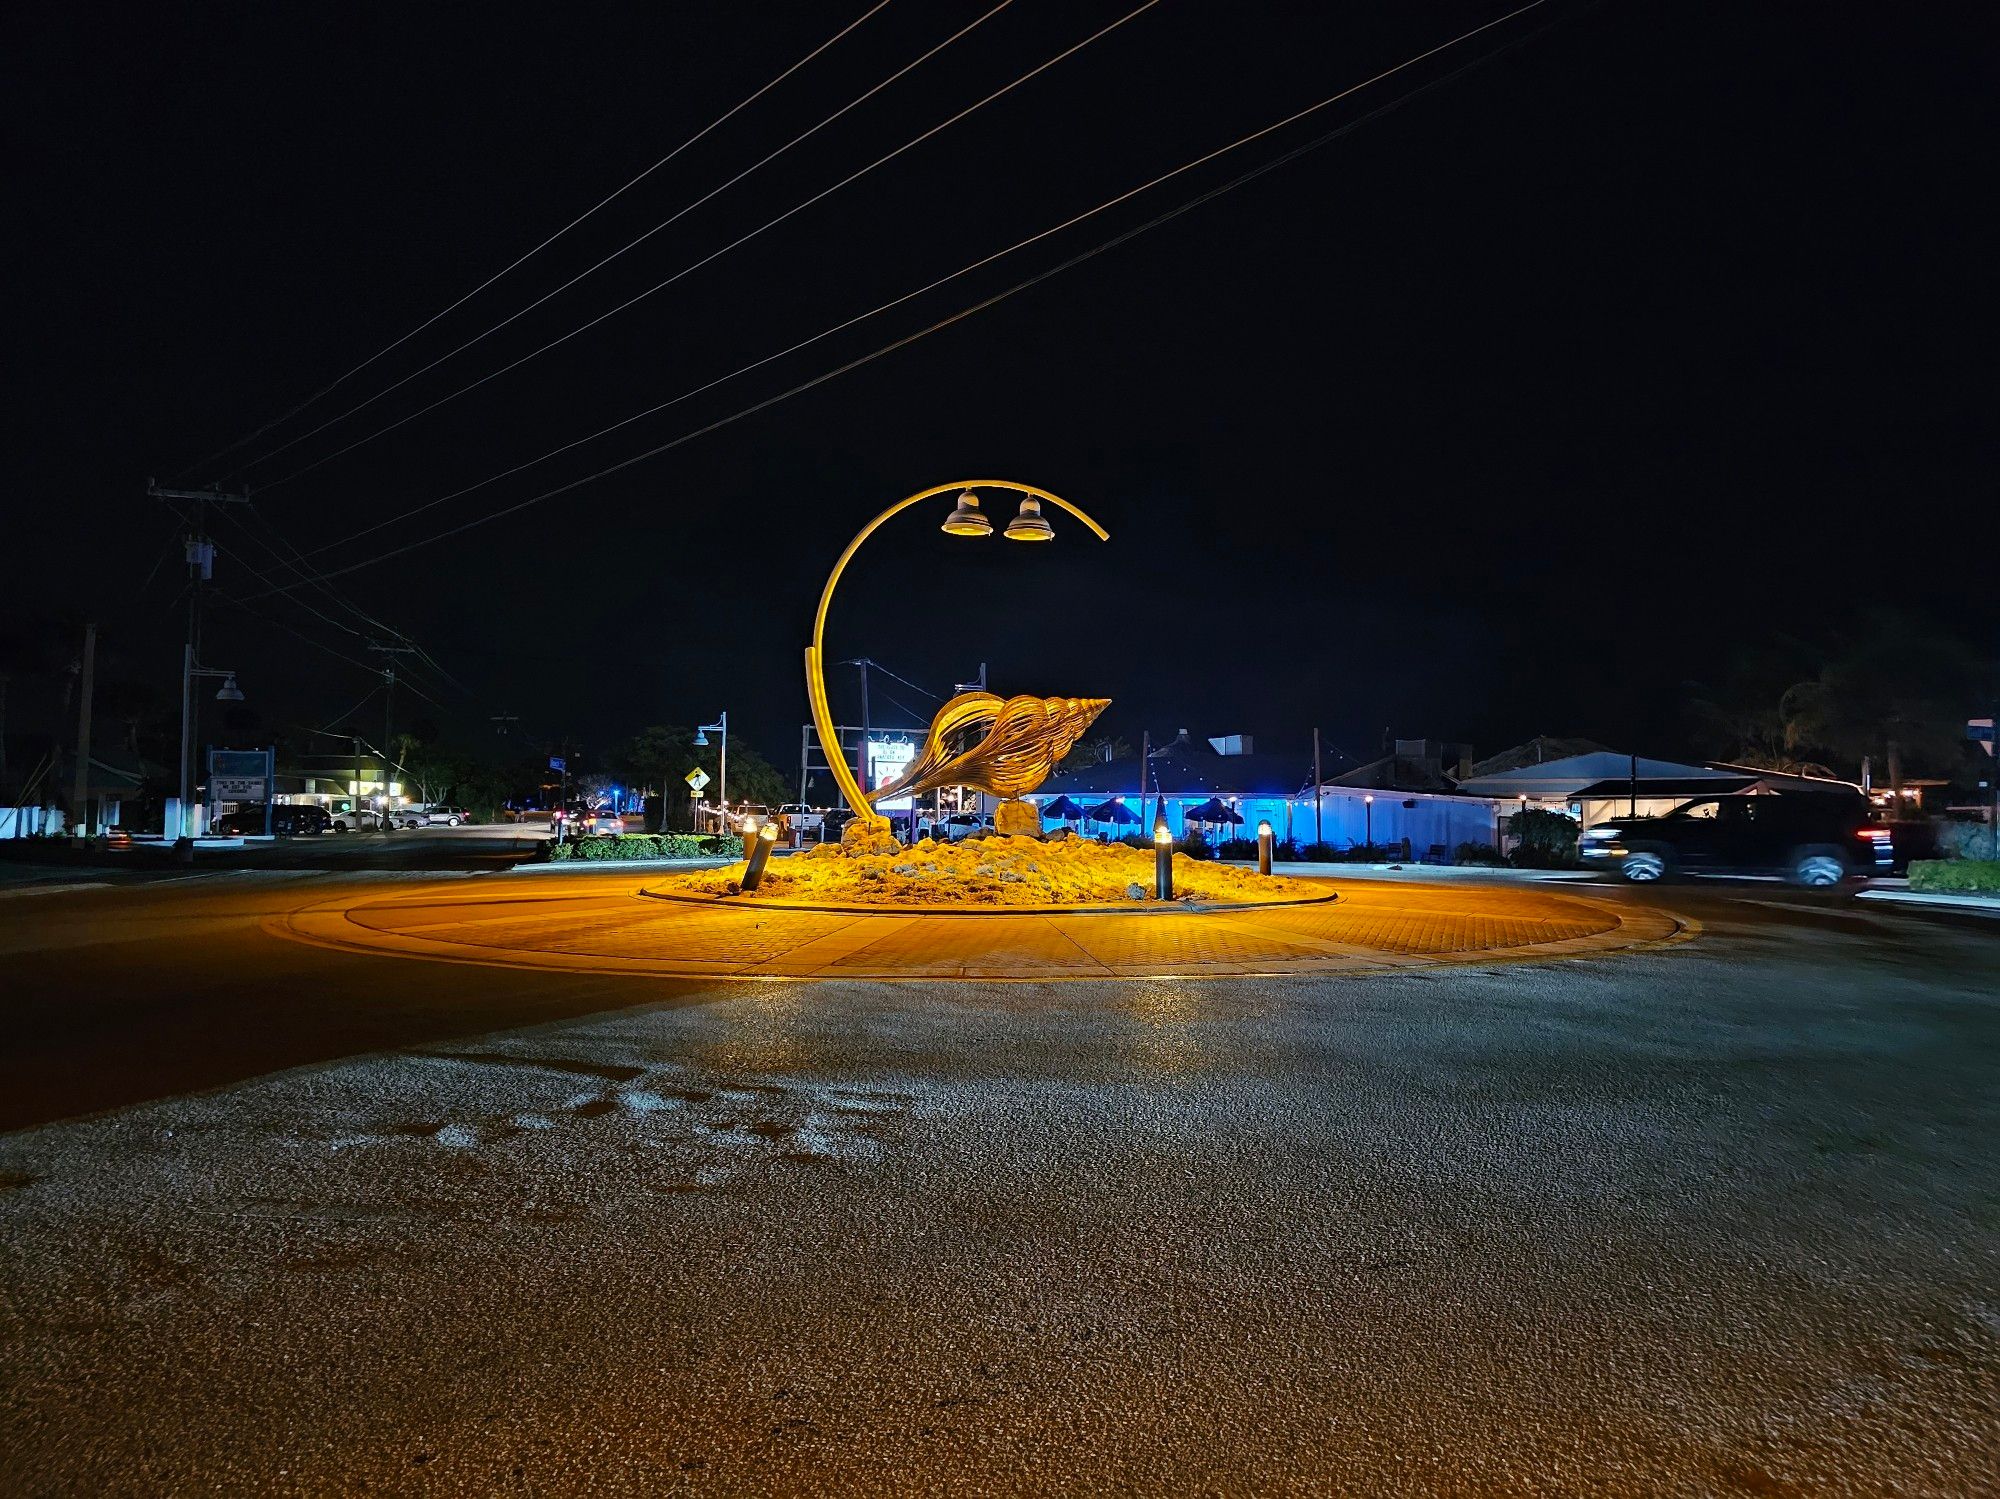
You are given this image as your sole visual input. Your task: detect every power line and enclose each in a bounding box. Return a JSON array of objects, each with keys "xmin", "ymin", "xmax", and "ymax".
[
  {"xmin": 236, "ymin": 1, "xmax": 1012, "ymax": 486},
  {"xmin": 166, "ymin": 1, "xmax": 894, "ymax": 484},
  {"xmin": 253, "ymin": 0, "xmax": 1162, "ymax": 493},
  {"xmin": 291, "ymin": 0, "xmax": 1558, "ymax": 565}
]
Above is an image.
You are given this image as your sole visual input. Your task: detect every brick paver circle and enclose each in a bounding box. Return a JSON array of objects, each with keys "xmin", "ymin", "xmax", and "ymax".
[{"xmin": 272, "ymin": 872, "xmax": 1696, "ymax": 981}]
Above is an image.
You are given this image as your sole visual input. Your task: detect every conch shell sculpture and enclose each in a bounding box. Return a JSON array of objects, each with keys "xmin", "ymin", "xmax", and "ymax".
[{"xmin": 876, "ymin": 692, "xmax": 1108, "ymax": 804}]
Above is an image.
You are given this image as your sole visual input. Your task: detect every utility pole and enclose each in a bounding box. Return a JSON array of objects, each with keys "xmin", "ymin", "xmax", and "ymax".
[
  {"xmin": 150, "ymin": 481, "xmax": 250, "ymax": 845},
  {"xmin": 69, "ymin": 623, "xmax": 96, "ymax": 843},
  {"xmin": 1139, "ymin": 729, "xmax": 1151, "ymax": 831},
  {"xmin": 368, "ymin": 639, "xmax": 418, "ymax": 829},
  {"xmin": 1312, "ymin": 727, "xmax": 1324, "ymax": 847}
]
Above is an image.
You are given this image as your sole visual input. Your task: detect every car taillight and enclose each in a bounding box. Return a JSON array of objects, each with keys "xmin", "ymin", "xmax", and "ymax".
[{"xmin": 1856, "ymin": 828, "xmax": 1890, "ymax": 841}]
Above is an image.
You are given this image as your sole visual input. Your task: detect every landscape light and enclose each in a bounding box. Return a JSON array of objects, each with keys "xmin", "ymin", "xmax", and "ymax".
[
  {"xmin": 1256, "ymin": 820, "xmax": 1274, "ymax": 877},
  {"xmin": 939, "ymin": 491, "xmax": 994, "ymax": 537},
  {"xmin": 1003, "ymin": 495, "xmax": 1054, "ymax": 541},
  {"xmin": 740, "ymin": 819, "xmax": 780, "ymax": 893},
  {"xmin": 1154, "ymin": 818, "xmax": 1173, "ymax": 901}
]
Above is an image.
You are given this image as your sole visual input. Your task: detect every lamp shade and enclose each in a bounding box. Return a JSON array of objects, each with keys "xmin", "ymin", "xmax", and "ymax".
[
  {"xmin": 1003, "ymin": 495, "xmax": 1054, "ymax": 541},
  {"xmin": 940, "ymin": 491, "xmax": 993, "ymax": 537},
  {"xmin": 214, "ymin": 675, "xmax": 244, "ymax": 702}
]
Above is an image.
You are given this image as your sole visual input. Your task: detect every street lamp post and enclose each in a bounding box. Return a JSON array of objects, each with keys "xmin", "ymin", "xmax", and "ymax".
[
  {"xmin": 694, "ymin": 713, "xmax": 728, "ymax": 829},
  {"xmin": 804, "ymin": 482, "xmax": 1109, "ymax": 838}
]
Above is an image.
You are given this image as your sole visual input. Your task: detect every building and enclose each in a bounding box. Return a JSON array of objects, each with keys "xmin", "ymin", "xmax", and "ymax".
[{"xmin": 1036, "ymin": 731, "xmax": 1508, "ymax": 854}]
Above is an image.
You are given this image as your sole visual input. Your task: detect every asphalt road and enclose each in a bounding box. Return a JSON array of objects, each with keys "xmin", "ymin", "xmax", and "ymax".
[{"xmin": 1, "ymin": 867, "xmax": 1995, "ymax": 1494}]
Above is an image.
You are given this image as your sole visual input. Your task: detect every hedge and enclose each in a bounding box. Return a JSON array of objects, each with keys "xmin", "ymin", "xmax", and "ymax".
[
  {"xmin": 542, "ymin": 833, "xmax": 743, "ymax": 862},
  {"xmin": 1907, "ymin": 859, "xmax": 2000, "ymax": 895}
]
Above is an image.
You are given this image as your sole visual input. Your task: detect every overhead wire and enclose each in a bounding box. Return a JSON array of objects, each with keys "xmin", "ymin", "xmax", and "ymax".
[
  {"xmin": 236, "ymin": 1, "xmax": 1012, "ymax": 485},
  {"xmin": 166, "ymin": 0, "xmax": 894, "ymax": 484},
  {"xmin": 252, "ymin": 0, "xmax": 1162, "ymax": 493},
  {"xmin": 256, "ymin": 0, "xmax": 1558, "ymax": 584}
]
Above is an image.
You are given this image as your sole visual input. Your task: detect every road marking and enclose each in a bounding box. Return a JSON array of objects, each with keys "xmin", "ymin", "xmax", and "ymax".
[{"xmin": 0, "ymin": 882, "xmax": 112, "ymax": 900}]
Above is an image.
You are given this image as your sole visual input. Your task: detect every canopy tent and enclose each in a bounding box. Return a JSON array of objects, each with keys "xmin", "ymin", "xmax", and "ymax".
[{"xmin": 1086, "ymin": 798, "xmax": 1140, "ymax": 826}]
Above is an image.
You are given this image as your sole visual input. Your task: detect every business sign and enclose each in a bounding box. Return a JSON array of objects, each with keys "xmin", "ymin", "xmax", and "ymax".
[
  {"xmin": 1970, "ymin": 718, "xmax": 1994, "ymax": 756},
  {"xmin": 684, "ymin": 767, "xmax": 710, "ymax": 792},
  {"xmin": 212, "ymin": 776, "xmax": 267, "ymax": 801},
  {"xmin": 548, "ymin": 756, "xmax": 567, "ymax": 772},
  {"xmin": 867, "ymin": 738, "xmax": 917, "ymax": 811}
]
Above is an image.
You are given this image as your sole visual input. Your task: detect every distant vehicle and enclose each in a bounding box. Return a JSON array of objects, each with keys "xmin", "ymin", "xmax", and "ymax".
[
  {"xmin": 777, "ymin": 803, "xmax": 824, "ymax": 835},
  {"xmin": 581, "ymin": 807, "xmax": 625, "ymax": 836},
  {"xmin": 328, "ymin": 805, "xmax": 382, "ymax": 832},
  {"xmin": 213, "ymin": 804, "xmax": 330, "ymax": 837},
  {"xmin": 1578, "ymin": 794, "xmax": 1891, "ymax": 886},
  {"xmin": 403, "ymin": 804, "xmax": 473, "ymax": 827}
]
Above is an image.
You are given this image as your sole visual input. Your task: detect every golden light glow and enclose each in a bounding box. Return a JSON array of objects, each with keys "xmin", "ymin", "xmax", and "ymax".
[
  {"xmin": 876, "ymin": 691, "xmax": 1108, "ymax": 803},
  {"xmin": 758, "ymin": 822, "xmax": 779, "ymax": 843},
  {"xmin": 1258, "ymin": 821, "xmax": 1273, "ymax": 838},
  {"xmin": 1154, "ymin": 824, "xmax": 1173, "ymax": 846}
]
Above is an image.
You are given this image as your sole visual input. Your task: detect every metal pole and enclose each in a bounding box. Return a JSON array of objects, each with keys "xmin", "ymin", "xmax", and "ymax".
[
  {"xmin": 177, "ymin": 640, "xmax": 194, "ymax": 857},
  {"xmin": 382, "ymin": 668, "xmax": 396, "ymax": 834},
  {"xmin": 1629, "ymin": 751, "xmax": 1639, "ymax": 818},
  {"xmin": 70, "ymin": 623, "xmax": 95, "ymax": 842},
  {"xmin": 354, "ymin": 736, "xmax": 364, "ymax": 829},
  {"xmin": 1139, "ymin": 729, "xmax": 1150, "ymax": 831},
  {"xmin": 719, "ymin": 710, "xmax": 729, "ymax": 813},
  {"xmin": 1313, "ymin": 727, "xmax": 1324, "ymax": 847},
  {"xmin": 856, "ymin": 661, "xmax": 871, "ymax": 801}
]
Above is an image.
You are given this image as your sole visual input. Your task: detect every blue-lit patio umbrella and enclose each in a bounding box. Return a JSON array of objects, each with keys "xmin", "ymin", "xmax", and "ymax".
[
  {"xmin": 1183, "ymin": 796, "xmax": 1244, "ymax": 837},
  {"xmin": 1086, "ymin": 797, "xmax": 1140, "ymax": 832},
  {"xmin": 1042, "ymin": 794, "xmax": 1088, "ymax": 831}
]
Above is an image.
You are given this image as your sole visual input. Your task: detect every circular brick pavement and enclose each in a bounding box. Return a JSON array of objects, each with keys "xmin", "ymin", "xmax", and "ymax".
[{"xmin": 272, "ymin": 872, "xmax": 1695, "ymax": 980}]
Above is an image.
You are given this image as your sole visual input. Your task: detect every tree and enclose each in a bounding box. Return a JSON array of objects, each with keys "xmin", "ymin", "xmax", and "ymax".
[
  {"xmin": 612, "ymin": 725, "xmax": 789, "ymax": 829},
  {"xmin": 1777, "ymin": 613, "xmax": 1988, "ymax": 783},
  {"xmin": 1059, "ymin": 734, "xmax": 1132, "ymax": 772}
]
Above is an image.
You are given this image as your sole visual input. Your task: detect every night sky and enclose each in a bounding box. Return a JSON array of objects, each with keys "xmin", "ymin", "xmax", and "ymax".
[{"xmin": 9, "ymin": 1, "xmax": 1994, "ymax": 777}]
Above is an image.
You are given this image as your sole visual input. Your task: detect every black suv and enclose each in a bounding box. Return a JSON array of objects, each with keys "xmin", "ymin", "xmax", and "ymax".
[{"xmin": 1578, "ymin": 794, "xmax": 1891, "ymax": 886}]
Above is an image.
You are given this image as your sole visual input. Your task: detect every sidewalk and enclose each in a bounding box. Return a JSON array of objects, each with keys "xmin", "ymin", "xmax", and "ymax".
[{"xmin": 1856, "ymin": 884, "xmax": 2000, "ymax": 917}]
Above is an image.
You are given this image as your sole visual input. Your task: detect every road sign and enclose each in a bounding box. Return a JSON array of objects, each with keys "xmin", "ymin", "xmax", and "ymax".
[
  {"xmin": 684, "ymin": 767, "xmax": 710, "ymax": 792},
  {"xmin": 548, "ymin": 756, "xmax": 567, "ymax": 772}
]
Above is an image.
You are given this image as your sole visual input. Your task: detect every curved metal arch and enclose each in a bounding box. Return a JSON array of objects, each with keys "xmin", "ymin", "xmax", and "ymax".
[{"xmin": 803, "ymin": 481, "xmax": 1110, "ymax": 827}]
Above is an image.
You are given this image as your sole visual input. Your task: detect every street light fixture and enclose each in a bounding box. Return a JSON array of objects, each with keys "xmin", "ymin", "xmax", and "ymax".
[
  {"xmin": 694, "ymin": 712, "xmax": 728, "ymax": 821},
  {"xmin": 806, "ymin": 482, "xmax": 1110, "ymax": 837},
  {"xmin": 177, "ymin": 651, "xmax": 244, "ymax": 853}
]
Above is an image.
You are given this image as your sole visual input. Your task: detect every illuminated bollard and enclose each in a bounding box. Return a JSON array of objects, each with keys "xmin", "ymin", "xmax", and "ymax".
[
  {"xmin": 1154, "ymin": 819, "xmax": 1174, "ymax": 901},
  {"xmin": 1257, "ymin": 819, "xmax": 1274, "ymax": 876},
  {"xmin": 740, "ymin": 819, "xmax": 780, "ymax": 893}
]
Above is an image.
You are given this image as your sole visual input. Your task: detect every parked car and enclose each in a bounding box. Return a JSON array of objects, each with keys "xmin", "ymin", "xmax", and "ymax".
[
  {"xmin": 213, "ymin": 804, "xmax": 331, "ymax": 837},
  {"xmin": 402, "ymin": 804, "xmax": 473, "ymax": 826},
  {"xmin": 1578, "ymin": 794, "xmax": 1892, "ymax": 885},
  {"xmin": 328, "ymin": 805, "xmax": 382, "ymax": 832},
  {"xmin": 776, "ymin": 803, "xmax": 825, "ymax": 838}
]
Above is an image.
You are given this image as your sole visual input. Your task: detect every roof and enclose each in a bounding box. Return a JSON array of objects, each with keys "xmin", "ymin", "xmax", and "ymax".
[
  {"xmin": 1323, "ymin": 752, "xmax": 1458, "ymax": 792},
  {"xmin": 1467, "ymin": 736, "xmax": 1612, "ymax": 777},
  {"xmin": 1041, "ymin": 734, "xmax": 1315, "ymax": 799},
  {"xmin": 1456, "ymin": 752, "xmax": 1731, "ymax": 798},
  {"xmin": 1569, "ymin": 776, "xmax": 1759, "ymax": 800}
]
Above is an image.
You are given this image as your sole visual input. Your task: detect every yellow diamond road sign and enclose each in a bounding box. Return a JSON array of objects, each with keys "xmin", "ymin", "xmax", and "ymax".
[{"xmin": 684, "ymin": 767, "xmax": 710, "ymax": 791}]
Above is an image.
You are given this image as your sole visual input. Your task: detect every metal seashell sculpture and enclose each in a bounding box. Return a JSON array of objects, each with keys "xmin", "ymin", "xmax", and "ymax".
[{"xmin": 875, "ymin": 691, "xmax": 1109, "ymax": 805}]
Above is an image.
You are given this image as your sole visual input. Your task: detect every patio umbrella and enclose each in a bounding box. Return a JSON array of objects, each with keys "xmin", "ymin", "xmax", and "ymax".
[
  {"xmin": 1183, "ymin": 796, "xmax": 1243, "ymax": 827},
  {"xmin": 1086, "ymin": 798, "xmax": 1140, "ymax": 827},
  {"xmin": 1042, "ymin": 794, "xmax": 1087, "ymax": 826}
]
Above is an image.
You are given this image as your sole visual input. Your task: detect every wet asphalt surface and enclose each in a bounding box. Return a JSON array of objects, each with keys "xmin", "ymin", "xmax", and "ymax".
[{"xmin": 0, "ymin": 868, "xmax": 1995, "ymax": 1494}]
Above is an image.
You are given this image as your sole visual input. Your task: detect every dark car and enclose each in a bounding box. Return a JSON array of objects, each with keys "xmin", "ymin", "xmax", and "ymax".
[
  {"xmin": 1578, "ymin": 794, "xmax": 1891, "ymax": 886},
  {"xmin": 213, "ymin": 804, "xmax": 331, "ymax": 837}
]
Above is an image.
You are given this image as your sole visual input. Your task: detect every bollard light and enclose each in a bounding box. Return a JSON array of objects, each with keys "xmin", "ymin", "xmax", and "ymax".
[
  {"xmin": 1257, "ymin": 819, "xmax": 1274, "ymax": 877},
  {"xmin": 1154, "ymin": 818, "xmax": 1174, "ymax": 901},
  {"xmin": 740, "ymin": 820, "xmax": 780, "ymax": 893},
  {"xmin": 1364, "ymin": 792, "xmax": 1375, "ymax": 850}
]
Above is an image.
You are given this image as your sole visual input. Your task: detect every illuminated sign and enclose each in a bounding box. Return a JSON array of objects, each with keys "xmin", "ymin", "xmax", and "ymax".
[{"xmin": 867, "ymin": 738, "xmax": 917, "ymax": 811}]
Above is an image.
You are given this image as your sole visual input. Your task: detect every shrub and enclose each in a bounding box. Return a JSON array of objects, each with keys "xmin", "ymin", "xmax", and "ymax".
[
  {"xmin": 1454, "ymin": 841, "xmax": 1504, "ymax": 866},
  {"xmin": 1217, "ymin": 837, "xmax": 1260, "ymax": 860},
  {"xmin": 1507, "ymin": 808, "xmax": 1579, "ymax": 868},
  {"xmin": 542, "ymin": 832, "xmax": 742, "ymax": 863},
  {"xmin": 1299, "ymin": 842, "xmax": 1338, "ymax": 862},
  {"xmin": 1908, "ymin": 859, "xmax": 2000, "ymax": 894},
  {"xmin": 1177, "ymin": 829, "xmax": 1214, "ymax": 861},
  {"xmin": 1274, "ymin": 838, "xmax": 1302, "ymax": 861}
]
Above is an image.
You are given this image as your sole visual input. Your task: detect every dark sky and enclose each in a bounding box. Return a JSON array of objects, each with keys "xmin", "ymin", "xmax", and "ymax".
[{"xmin": 8, "ymin": 1, "xmax": 1995, "ymax": 777}]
